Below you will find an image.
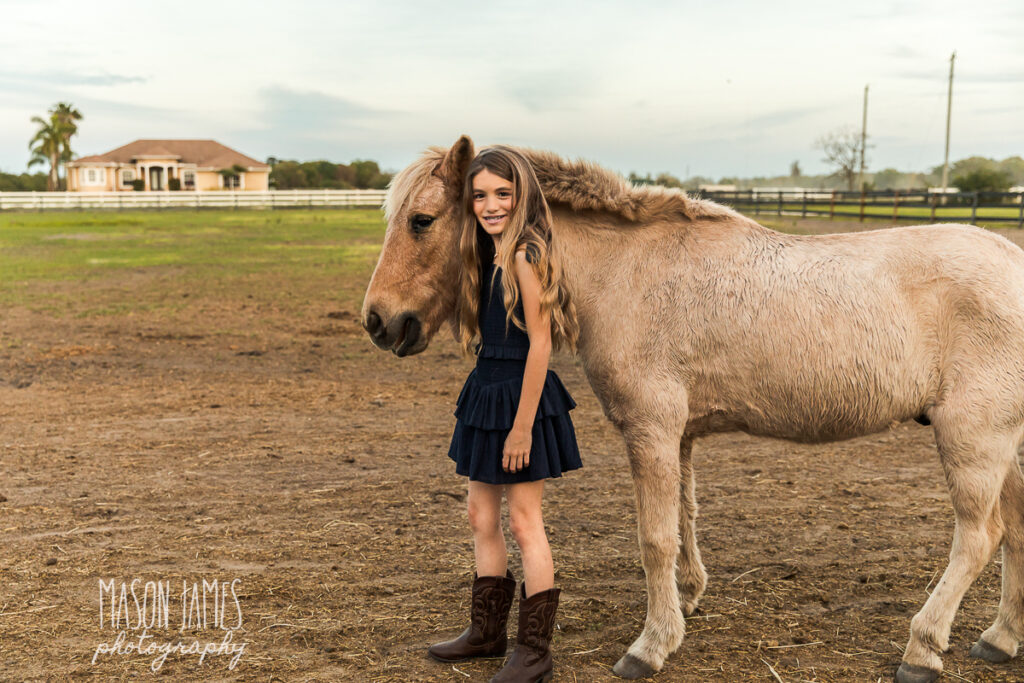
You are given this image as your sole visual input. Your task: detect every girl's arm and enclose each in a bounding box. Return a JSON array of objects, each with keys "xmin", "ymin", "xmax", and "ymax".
[{"xmin": 503, "ymin": 248, "xmax": 551, "ymax": 473}]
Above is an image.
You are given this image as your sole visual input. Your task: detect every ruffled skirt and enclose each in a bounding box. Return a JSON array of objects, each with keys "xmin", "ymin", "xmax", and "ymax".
[{"xmin": 447, "ymin": 358, "xmax": 582, "ymax": 485}]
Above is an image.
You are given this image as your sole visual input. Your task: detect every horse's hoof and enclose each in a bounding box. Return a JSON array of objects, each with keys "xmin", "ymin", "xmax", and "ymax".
[
  {"xmin": 894, "ymin": 662, "xmax": 940, "ymax": 683},
  {"xmin": 969, "ymin": 638, "xmax": 1013, "ymax": 663},
  {"xmin": 613, "ymin": 653, "xmax": 656, "ymax": 679}
]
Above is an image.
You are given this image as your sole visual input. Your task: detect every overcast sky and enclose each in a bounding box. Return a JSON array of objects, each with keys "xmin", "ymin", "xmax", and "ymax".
[{"xmin": 1, "ymin": 0, "xmax": 1021, "ymax": 180}]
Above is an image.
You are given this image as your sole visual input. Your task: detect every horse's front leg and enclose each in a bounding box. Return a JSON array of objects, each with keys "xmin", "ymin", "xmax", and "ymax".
[{"xmin": 613, "ymin": 418, "xmax": 687, "ymax": 679}]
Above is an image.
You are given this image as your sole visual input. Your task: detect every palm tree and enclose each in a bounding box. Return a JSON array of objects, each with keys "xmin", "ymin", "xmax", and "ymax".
[
  {"xmin": 27, "ymin": 103, "xmax": 82, "ymax": 191},
  {"xmin": 52, "ymin": 102, "xmax": 83, "ymax": 190},
  {"xmin": 28, "ymin": 116, "xmax": 60, "ymax": 191}
]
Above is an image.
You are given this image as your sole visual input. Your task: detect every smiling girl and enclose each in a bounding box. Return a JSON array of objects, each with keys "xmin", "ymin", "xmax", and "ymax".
[{"xmin": 428, "ymin": 146, "xmax": 582, "ymax": 682}]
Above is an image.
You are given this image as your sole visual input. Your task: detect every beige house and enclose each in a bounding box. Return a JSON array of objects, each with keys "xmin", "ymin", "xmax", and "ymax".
[{"xmin": 67, "ymin": 140, "xmax": 270, "ymax": 192}]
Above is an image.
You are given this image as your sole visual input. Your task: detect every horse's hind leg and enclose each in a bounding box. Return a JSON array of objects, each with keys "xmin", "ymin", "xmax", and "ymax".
[
  {"xmin": 897, "ymin": 420, "xmax": 1013, "ymax": 683},
  {"xmin": 678, "ymin": 436, "xmax": 707, "ymax": 616},
  {"xmin": 972, "ymin": 462, "xmax": 1024, "ymax": 663}
]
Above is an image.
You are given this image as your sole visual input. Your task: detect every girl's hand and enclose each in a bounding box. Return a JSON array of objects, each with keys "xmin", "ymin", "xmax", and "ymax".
[{"xmin": 503, "ymin": 427, "xmax": 532, "ymax": 473}]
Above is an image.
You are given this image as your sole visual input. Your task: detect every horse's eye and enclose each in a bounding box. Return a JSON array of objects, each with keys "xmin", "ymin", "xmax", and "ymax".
[{"xmin": 410, "ymin": 214, "xmax": 435, "ymax": 235}]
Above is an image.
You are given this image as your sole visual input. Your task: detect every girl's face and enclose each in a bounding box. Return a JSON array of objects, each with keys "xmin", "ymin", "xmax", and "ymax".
[{"xmin": 472, "ymin": 168, "xmax": 514, "ymax": 239}]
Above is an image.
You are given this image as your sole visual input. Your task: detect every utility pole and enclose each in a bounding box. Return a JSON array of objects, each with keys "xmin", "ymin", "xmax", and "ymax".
[
  {"xmin": 941, "ymin": 51, "xmax": 956, "ymax": 194},
  {"xmin": 858, "ymin": 84, "xmax": 869, "ymax": 191}
]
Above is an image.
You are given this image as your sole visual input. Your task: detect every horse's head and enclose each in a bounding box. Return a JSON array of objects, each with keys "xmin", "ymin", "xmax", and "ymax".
[{"xmin": 361, "ymin": 135, "xmax": 475, "ymax": 356}]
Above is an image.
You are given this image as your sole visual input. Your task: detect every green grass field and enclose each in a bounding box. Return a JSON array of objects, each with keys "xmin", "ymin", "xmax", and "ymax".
[{"xmin": 0, "ymin": 209, "xmax": 387, "ymax": 314}]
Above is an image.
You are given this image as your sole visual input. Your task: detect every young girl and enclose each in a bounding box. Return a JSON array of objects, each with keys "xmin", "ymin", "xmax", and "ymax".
[{"xmin": 428, "ymin": 146, "xmax": 581, "ymax": 682}]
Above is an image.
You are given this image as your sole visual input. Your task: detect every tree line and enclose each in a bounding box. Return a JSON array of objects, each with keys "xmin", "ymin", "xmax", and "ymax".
[
  {"xmin": 0, "ymin": 171, "xmax": 48, "ymax": 192},
  {"xmin": 3, "ymin": 155, "xmax": 396, "ymax": 192},
  {"xmin": 811, "ymin": 126, "xmax": 1023, "ymax": 192},
  {"xmin": 631, "ymin": 123, "xmax": 1023, "ymax": 193},
  {"xmin": 10, "ymin": 152, "xmax": 1020, "ymax": 194},
  {"xmin": 630, "ymin": 155, "xmax": 1024, "ymax": 193},
  {"xmin": 267, "ymin": 158, "xmax": 392, "ymax": 190}
]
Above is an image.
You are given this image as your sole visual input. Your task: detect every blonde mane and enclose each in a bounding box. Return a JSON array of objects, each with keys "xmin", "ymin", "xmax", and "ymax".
[
  {"xmin": 383, "ymin": 146, "xmax": 447, "ymax": 222},
  {"xmin": 519, "ymin": 147, "xmax": 741, "ymax": 223},
  {"xmin": 385, "ymin": 145, "xmax": 743, "ymax": 225}
]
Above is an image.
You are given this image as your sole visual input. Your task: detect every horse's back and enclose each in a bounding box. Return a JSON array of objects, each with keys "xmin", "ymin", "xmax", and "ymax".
[{"xmin": 776, "ymin": 223, "xmax": 1024, "ymax": 340}]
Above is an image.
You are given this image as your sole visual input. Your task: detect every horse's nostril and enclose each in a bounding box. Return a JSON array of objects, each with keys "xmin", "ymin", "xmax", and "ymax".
[{"xmin": 365, "ymin": 311, "xmax": 381, "ymax": 336}]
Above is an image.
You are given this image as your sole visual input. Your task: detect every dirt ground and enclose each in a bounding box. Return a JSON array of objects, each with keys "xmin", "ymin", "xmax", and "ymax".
[{"xmin": 2, "ymin": 217, "xmax": 1024, "ymax": 682}]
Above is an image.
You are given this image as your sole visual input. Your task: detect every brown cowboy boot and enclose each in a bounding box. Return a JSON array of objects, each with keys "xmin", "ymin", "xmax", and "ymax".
[
  {"xmin": 428, "ymin": 569, "xmax": 517, "ymax": 662},
  {"xmin": 489, "ymin": 583, "xmax": 561, "ymax": 683}
]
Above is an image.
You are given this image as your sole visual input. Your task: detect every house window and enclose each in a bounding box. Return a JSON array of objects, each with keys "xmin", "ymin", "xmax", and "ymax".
[
  {"xmin": 183, "ymin": 171, "xmax": 195, "ymax": 190},
  {"xmin": 224, "ymin": 174, "xmax": 240, "ymax": 190},
  {"xmin": 84, "ymin": 168, "xmax": 103, "ymax": 185},
  {"xmin": 121, "ymin": 170, "xmax": 135, "ymax": 186}
]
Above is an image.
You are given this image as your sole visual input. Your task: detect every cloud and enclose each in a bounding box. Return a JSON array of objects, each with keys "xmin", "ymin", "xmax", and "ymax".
[
  {"xmin": 685, "ymin": 106, "xmax": 828, "ymax": 140},
  {"xmin": 256, "ymin": 85, "xmax": 391, "ymax": 137},
  {"xmin": 973, "ymin": 104, "xmax": 1023, "ymax": 115},
  {"xmin": 883, "ymin": 46, "xmax": 925, "ymax": 60},
  {"xmin": 63, "ymin": 73, "xmax": 147, "ymax": 86},
  {"xmin": 227, "ymin": 85, "xmax": 410, "ymax": 164},
  {"xmin": 744, "ymin": 106, "xmax": 828, "ymax": 130},
  {"xmin": 507, "ymin": 70, "xmax": 594, "ymax": 113},
  {"xmin": 895, "ymin": 68, "xmax": 1024, "ymax": 84},
  {"xmin": 0, "ymin": 69, "xmax": 146, "ymax": 87},
  {"xmin": 849, "ymin": 1, "xmax": 931, "ymax": 21}
]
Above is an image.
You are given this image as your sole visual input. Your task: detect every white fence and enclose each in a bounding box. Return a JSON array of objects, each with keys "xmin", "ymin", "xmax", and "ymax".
[{"xmin": 0, "ymin": 189, "xmax": 388, "ymax": 211}]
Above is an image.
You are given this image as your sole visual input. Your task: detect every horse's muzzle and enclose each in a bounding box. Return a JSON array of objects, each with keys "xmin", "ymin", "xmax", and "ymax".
[{"xmin": 363, "ymin": 308, "xmax": 424, "ymax": 357}]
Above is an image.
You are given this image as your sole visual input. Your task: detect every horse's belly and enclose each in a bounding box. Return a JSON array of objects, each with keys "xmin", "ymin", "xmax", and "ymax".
[
  {"xmin": 688, "ymin": 363, "xmax": 931, "ymax": 443},
  {"xmin": 741, "ymin": 409, "xmax": 907, "ymax": 443}
]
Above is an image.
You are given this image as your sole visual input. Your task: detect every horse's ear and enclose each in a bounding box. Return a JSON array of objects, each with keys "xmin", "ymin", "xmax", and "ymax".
[{"xmin": 433, "ymin": 135, "xmax": 475, "ymax": 189}]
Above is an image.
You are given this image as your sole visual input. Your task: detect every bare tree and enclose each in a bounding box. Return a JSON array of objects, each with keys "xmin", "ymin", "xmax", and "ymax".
[{"xmin": 815, "ymin": 127, "xmax": 863, "ymax": 190}]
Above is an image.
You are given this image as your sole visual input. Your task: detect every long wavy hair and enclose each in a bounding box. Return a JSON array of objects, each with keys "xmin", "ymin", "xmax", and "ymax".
[{"xmin": 455, "ymin": 145, "xmax": 579, "ymax": 358}]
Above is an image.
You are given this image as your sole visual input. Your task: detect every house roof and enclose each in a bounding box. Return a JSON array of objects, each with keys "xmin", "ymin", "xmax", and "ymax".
[{"xmin": 71, "ymin": 140, "xmax": 270, "ymax": 169}]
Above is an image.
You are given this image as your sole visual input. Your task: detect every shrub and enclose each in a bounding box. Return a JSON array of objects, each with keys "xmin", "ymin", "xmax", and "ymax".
[
  {"xmin": 131, "ymin": 179, "xmax": 145, "ymax": 191},
  {"xmin": 952, "ymin": 168, "xmax": 1011, "ymax": 193},
  {"xmin": 168, "ymin": 178, "xmax": 181, "ymax": 191}
]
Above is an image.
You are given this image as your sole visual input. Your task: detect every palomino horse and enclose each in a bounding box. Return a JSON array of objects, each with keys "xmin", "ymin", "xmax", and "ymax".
[{"xmin": 361, "ymin": 136, "xmax": 1024, "ymax": 683}]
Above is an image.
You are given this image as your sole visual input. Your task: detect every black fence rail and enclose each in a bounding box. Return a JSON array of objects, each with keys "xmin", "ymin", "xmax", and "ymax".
[{"xmin": 697, "ymin": 189, "xmax": 1024, "ymax": 228}]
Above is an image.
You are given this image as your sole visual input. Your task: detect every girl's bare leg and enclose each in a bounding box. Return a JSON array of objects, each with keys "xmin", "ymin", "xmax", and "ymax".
[
  {"xmin": 506, "ymin": 480, "xmax": 553, "ymax": 595},
  {"xmin": 468, "ymin": 480, "xmax": 507, "ymax": 576}
]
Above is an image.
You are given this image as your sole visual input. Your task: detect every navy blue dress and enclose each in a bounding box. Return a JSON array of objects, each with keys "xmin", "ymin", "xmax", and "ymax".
[{"xmin": 447, "ymin": 261, "xmax": 583, "ymax": 484}]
